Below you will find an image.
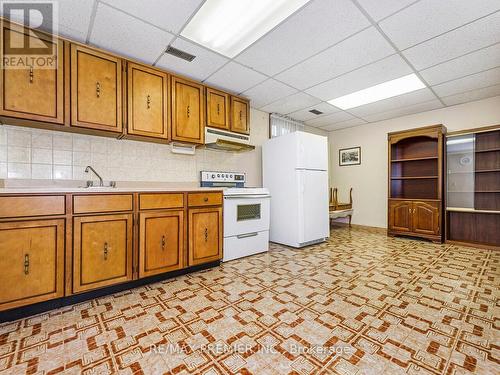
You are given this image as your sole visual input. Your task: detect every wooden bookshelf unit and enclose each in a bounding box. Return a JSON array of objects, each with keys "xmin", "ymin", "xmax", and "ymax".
[
  {"xmin": 446, "ymin": 125, "xmax": 500, "ymax": 248},
  {"xmin": 388, "ymin": 125, "xmax": 446, "ymax": 243}
]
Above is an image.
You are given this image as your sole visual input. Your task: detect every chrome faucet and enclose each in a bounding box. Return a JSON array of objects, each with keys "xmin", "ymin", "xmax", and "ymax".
[{"xmin": 85, "ymin": 165, "xmax": 104, "ymax": 187}]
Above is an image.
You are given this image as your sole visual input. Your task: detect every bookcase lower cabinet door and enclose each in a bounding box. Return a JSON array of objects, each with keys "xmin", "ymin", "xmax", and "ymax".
[
  {"xmin": 412, "ymin": 201, "xmax": 439, "ymax": 236},
  {"xmin": 388, "ymin": 200, "xmax": 413, "ymax": 233},
  {"xmin": 188, "ymin": 207, "xmax": 222, "ymax": 266},
  {"xmin": 73, "ymin": 214, "xmax": 133, "ymax": 293},
  {"xmin": 0, "ymin": 219, "xmax": 65, "ymax": 311},
  {"xmin": 139, "ymin": 211, "xmax": 183, "ymax": 278}
]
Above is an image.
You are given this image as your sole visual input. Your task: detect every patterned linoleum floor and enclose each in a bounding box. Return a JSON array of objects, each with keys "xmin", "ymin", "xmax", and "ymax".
[{"xmin": 0, "ymin": 226, "xmax": 499, "ymax": 375}]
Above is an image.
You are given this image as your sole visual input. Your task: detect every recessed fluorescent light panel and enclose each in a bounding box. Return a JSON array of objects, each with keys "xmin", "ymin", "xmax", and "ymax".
[
  {"xmin": 181, "ymin": 0, "xmax": 311, "ymax": 58},
  {"xmin": 328, "ymin": 74, "xmax": 426, "ymax": 110}
]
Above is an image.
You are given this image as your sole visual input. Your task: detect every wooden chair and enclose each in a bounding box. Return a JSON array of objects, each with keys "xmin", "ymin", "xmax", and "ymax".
[{"xmin": 329, "ymin": 187, "xmax": 353, "ymax": 227}]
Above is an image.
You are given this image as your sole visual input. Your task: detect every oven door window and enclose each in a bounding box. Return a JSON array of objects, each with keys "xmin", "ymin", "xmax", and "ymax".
[{"xmin": 237, "ymin": 203, "xmax": 261, "ymax": 221}]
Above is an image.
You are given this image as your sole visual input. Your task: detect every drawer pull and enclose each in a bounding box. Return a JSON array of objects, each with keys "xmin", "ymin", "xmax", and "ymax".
[
  {"xmin": 103, "ymin": 242, "xmax": 108, "ymax": 260},
  {"xmin": 161, "ymin": 235, "xmax": 166, "ymax": 250},
  {"xmin": 29, "ymin": 66, "xmax": 34, "ymax": 83},
  {"xmin": 24, "ymin": 254, "xmax": 30, "ymax": 275},
  {"xmin": 237, "ymin": 232, "xmax": 258, "ymax": 239},
  {"xmin": 147, "ymin": 94, "xmax": 151, "ymax": 109},
  {"xmin": 96, "ymin": 81, "xmax": 101, "ymax": 98},
  {"xmin": 204, "ymin": 228, "xmax": 208, "ymax": 242},
  {"xmin": 204, "ymin": 197, "xmax": 209, "ymax": 202}
]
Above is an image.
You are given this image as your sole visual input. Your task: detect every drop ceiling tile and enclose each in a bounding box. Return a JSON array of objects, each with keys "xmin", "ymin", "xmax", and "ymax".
[
  {"xmin": 90, "ymin": 3, "xmax": 174, "ymax": 64},
  {"xmin": 361, "ymin": 99, "xmax": 443, "ymax": 123},
  {"xmin": 356, "ymin": 0, "xmax": 418, "ymax": 21},
  {"xmin": 275, "ymin": 27, "xmax": 395, "ymax": 90},
  {"xmin": 441, "ymin": 83, "xmax": 500, "ymax": 106},
  {"xmin": 419, "ymin": 43, "xmax": 500, "ymax": 86},
  {"xmin": 305, "ymin": 54, "xmax": 412, "ymax": 101},
  {"xmin": 241, "ymin": 79, "xmax": 297, "ymax": 109},
  {"xmin": 305, "ymin": 111, "xmax": 353, "ymax": 127},
  {"xmin": 156, "ymin": 38, "xmax": 228, "ymax": 81},
  {"xmin": 205, "ymin": 62, "xmax": 267, "ymax": 94},
  {"xmin": 403, "ymin": 12, "xmax": 500, "ymax": 70},
  {"xmin": 432, "ymin": 67, "xmax": 500, "ymax": 97},
  {"xmin": 235, "ymin": 0, "xmax": 370, "ymax": 76},
  {"xmin": 260, "ymin": 92, "xmax": 322, "ymax": 115},
  {"xmin": 380, "ymin": 0, "xmax": 500, "ymax": 50},
  {"xmin": 320, "ymin": 118, "xmax": 367, "ymax": 131},
  {"xmin": 348, "ymin": 88, "xmax": 436, "ymax": 117},
  {"xmin": 288, "ymin": 102, "xmax": 340, "ymax": 121},
  {"xmin": 1, "ymin": 0, "xmax": 95, "ymax": 42},
  {"xmin": 101, "ymin": 0, "xmax": 203, "ymax": 34}
]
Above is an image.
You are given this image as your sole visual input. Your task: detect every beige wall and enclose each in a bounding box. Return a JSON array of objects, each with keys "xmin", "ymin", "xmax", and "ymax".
[
  {"xmin": 328, "ymin": 95, "xmax": 500, "ymax": 228},
  {"xmin": 0, "ymin": 108, "xmax": 269, "ymax": 186}
]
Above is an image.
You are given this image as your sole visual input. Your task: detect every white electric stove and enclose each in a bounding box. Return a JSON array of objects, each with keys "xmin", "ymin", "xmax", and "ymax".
[{"xmin": 200, "ymin": 171, "xmax": 270, "ymax": 262}]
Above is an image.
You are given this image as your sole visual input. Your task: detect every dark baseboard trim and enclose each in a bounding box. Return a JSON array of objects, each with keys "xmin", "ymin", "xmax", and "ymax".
[{"xmin": 0, "ymin": 261, "xmax": 220, "ymax": 323}]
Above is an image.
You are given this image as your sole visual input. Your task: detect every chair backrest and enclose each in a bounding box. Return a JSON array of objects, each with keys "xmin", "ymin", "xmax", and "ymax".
[{"xmin": 329, "ymin": 187, "xmax": 352, "ymax": 210}]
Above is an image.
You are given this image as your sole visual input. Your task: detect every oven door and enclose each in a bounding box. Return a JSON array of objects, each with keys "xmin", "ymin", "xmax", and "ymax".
[{"xmin": 223, "ymin": 195, "xmax": 270, "ymax": 237}]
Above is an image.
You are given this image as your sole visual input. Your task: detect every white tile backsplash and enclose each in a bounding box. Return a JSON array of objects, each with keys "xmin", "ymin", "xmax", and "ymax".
[{"xmin": 0, "ymin": 108, "xmax": 270, "ymax": 184}]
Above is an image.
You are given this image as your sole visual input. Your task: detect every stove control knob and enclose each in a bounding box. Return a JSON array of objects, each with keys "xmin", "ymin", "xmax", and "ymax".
[
  {"xmin": 211, "ymin": 174, "xmax": 215, "ymax": 178},
  {"xmin": 217, "ymin": 174, "xmax": 220, "ymax": 177},
  {"xmin": 230, "ymin": 174, "xmax": 233, "ymax": 178}
]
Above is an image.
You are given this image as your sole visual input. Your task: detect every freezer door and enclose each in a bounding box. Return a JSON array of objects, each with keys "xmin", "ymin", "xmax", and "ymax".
[
  {"xmin": 296, "ymin": 132, "xmax": 328, "ymax": 170},
  {"xmin": 297, "ymin": 169, "xmax": 330, "ymax": 245}
]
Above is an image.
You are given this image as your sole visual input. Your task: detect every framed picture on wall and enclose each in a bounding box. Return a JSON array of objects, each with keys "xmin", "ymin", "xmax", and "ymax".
[{"xmin": 339, "ymin": 147, "xmax": 361, "ymax": 166}]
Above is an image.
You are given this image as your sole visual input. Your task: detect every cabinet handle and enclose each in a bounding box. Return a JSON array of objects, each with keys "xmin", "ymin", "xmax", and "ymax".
[
  {"xmin": 161, "ymin": 235, "xmax": 166, "ymax": 251},
  {"xmin": 96, "ymin": 82, "xmax": 101, "ymax": 98},
  {"xmin": 204, "ymin": 197, "xmax": 209, "ymax": 202},
  {"xmin": 29, "ymin": 66, "xmax": 34, "ymax": 83},
  {"xmin": 24, "ymin": 254, "xmax": 29, "ymax": 275},
  {"xmin": 217, "ymin": 103, "xmax": 220, "ymax": 115},
  {"xmin": 239, "ymin": 110, "xmax": 242, "ymax": 121},
  {"xmin": 103, "ymin": 242, "xmax": 108, "ymax": 260},
  {"xmin": 204, "ymin": 228, "xmax": 208, "ymax": 242},
  {"xmin": 147, "ymin": 94, "xmax": 151, "ymax": 109},
  {"xmin": 187, "ymin": 105, "xmax": 190, "ymax": 118}
]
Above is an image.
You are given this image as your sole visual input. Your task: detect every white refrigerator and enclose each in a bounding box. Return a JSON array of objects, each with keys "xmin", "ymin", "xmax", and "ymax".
[{"xmin": 263, "ymin": 131, "xmax": 329, "ymax": 248}]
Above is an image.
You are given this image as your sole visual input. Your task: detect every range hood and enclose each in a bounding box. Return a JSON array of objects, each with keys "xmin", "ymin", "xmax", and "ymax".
[{"xmin": 204, "ymin": 127, "xmax": 255, "ymax": 152}]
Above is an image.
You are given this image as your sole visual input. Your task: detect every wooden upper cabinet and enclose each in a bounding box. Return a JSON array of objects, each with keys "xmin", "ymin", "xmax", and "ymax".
[
  {"xmin": 171, "ymin": 76, "xmax": 205, "ymax": 144},
  {"xmin": 127, "ymin": 62, "xmax": 169, "ymax": 140},
  {"xmin": 388, "ymin": 200, "xmax": 412, "ymax": 233},
  {"xmin": 188, "ymin": 207, "xmax": 222, "ymax": 266},
  {"xmin": 0, "ymin": 219, "xmax": 65, "ymax": 310},
  {"xmin": 0, "ymin": 22, "xmax": 64, "ymax": 124},
  {"xmin": 70, "ymin": 44, "xmax": 122, "ymax": 133},
  {"xmin": 412, "ymin": 201, "xmax": 439, "ymax": 235},
  {"xmin": 230, "ymin": 96, "xmax": 249, "ymax": 135},
  {"xmin": 206, "ymin": 87, "xmax": 229, "ymax": 130},
  {"xmin": 139, "ymin": 211, "xmax": 183, "ymax": 278},
  {"xmin": 73, "ymin": 214, "xmax": 132, "ymax": 293}
]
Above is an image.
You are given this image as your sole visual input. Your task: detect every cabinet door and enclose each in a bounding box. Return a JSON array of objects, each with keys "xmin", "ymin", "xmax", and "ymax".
[
  {"xmin": 171, "ymin": 76, "xmax": 205, "ymax": 144},
  {"xmin": 412, "ymin": 201, "xmax": 439, "ymax": 235},
  {"xmin": 71, "ymin": 44, "xmax": 122, "ymax": 133},
  {"xmin": 207, "ymin": 88, "xmax": 229, "ymax": 130},
  {"xmin": 0, "ymin": 23, "xmax": 64, "ymax": 124},
  {"xmin": 388, "ymin": 200, "xmax": 412, "ymax": 232},
  {"xmin": 0, "ymin": 219, "xmax": 64, "ymax": 310},
  {"xmin": 139, "ymin": 211, "xmax": 183, "ymax": 278},
  {"xmin": 230, "ymin": 96, "xmax": 249, "ymax": 135},
  {"xmin": 188, "ymin": 207, "xmax": 222, "ymax": 266},
  {"xmin": 127, "ymin": 63, "xmax": 169, "ymax": 139},
  {"xmin": 73, "ymin": 214, "xmax": 132, "ymax": 293}
]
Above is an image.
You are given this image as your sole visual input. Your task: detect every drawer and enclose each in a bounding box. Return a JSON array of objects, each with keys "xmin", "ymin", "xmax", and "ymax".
[
  {"xmin": 188, "ymin": 192, "xmax": 223, "ymax": 207},
  {"xmin": 223, "ymin": 230, "xmax": 269, "ymax": 262},
  {"xmin": 0, "ymin": 195, "xmax": 65, "ymax": 218},
  {"xmin": 73, "ymin": 194, "xmax": 133, "ymax": 214},
  {"xmin": 139, "ymin": 193, "xmax": 184, "ymax": 210}
]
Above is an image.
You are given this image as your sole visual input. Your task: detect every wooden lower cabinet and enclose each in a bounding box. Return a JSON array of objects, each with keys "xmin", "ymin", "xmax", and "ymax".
[
  {"xmin": 0, "ymin": 219, "xmax": 65, "ymax": 310},
  {"xmin": 188, "ymin": 207, "xmax": 222, "ymax": 266},
  {"xmin": 73, "ymin": 214, "xmax": 133, "ymax": 293},
  {"xmin": 139, "ymin": 211, "xmax": 183, "ymax": 277},
  {"xmin": 388, "ymin": 200, "xmax": 440, "ymax": 240}
]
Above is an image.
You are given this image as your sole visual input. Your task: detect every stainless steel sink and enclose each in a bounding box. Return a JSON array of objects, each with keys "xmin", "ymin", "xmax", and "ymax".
[{"xmin": 84, "ymin": 180, "xmax": 117, "ymax": 188}]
